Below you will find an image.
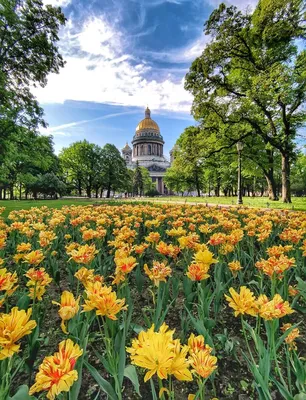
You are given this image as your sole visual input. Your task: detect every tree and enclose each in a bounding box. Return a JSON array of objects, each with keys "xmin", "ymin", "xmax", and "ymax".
[
  {"xmin": 59, "ymin": 140, "xmax": 102, "ymax": 197},
  {"xmin": 0, "ymin": 0, "xmax": 66, "ymax": 156},
  {"xmin": 291, "ymin": 152, "xmax": 306, "ymax": 196},
  {"xmin": 175, "ymin": 126, "xmax": 206, "ymax": 197},
  {"xmin": 100, "ymin": 144, "xmax": 129, "ymax": 198},
  {"xmin": 141, "ymin": 167, "xmax": 154, "ymax": 194},
  {"xmin": 164, "ymin": 162, "xmax": 192, "ymax": 195},
  {"xmin": 0, "ymin": 129, "xmax": 58, "ymax": 199},
  {"xmin": 195, "ymin": 114, "xmax": 280, "ymax": 200},
  {"xmin": 185, "ymin": 0, "xmax": 306, "ymax": 202},
  {"xmin": 27, "ymin": 173, "xmax": 66, "ymax": 199},
  {"xmin": 133, "ymin": 161, "xmax": 143, "ymax": 195}
]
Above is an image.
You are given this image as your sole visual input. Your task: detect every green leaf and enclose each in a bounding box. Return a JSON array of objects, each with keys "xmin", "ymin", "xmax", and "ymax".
[
  {"xmin": 84, "ymin": 360, "xmax": 118, "ymax": 400},
  {"xmin": 150, "ymin": 378, "xmax": 158, "ymax": 400},
  {"xmin": 16, "ymin": 294, "xmax": 30, "ymax": 310},
  {"xmin": 135, "ymin": 265, "xmax": 145, "ymax": 293},
  {"xmin": 131, "ymin": 324, "xmax": 145, "ymax": 334},
  {"xmin": 124, "ymin": 365, "xmax": 141, "ymax": 397},
  {"xmin": 8, "ymin": 385, "xmax": 37, "ymax": 400},
  {"xmin": 294, "ymin": 394, "xmax": 306, "ymax": 400},
  {"xmin": 271, "ymin": 377, "xmax": 294, "ymax": 400},
  {"xmin": 292, "ymin": 352, "xmax": 306, "ymax": 385},
  {"xmin": 118, "ymin": 329, "xmax": 126, "ymax": 387},
  {"xmin": 185, "ymin": 307, "xmax": 214, "ymax": 348}
]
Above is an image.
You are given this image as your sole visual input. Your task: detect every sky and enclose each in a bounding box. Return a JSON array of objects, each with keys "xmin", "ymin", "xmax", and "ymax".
[{"xmin": 38, "ymin": 0, "xmax": 257, "ymax": 157}]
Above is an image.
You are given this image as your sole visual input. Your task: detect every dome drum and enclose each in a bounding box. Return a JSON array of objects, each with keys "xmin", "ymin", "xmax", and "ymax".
[
  {"xmin": 133, "ymin": 141, "xmax": 164, "ymax": 157},
  {"xmin": 132, "ymin": 134, "xmax": 164, "ymax": 145}
]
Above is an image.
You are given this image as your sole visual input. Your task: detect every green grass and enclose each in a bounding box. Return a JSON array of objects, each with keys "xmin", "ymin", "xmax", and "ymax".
[
  {"xmin": 0, "ymin": 198, "xmax": 106, "ymax": 217},
  {"xmin": 0, "ymin": 196, "xmax": 305, "ymax": 218},
  {"xmin": 143, "ymin": 196, "xmax": 306, "ymax": 211}
]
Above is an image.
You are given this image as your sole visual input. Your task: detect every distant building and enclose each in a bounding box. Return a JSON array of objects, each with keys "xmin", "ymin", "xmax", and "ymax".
[{"xmin": 121, "ymin": 107, "xmax": 172, "ymax": 194}]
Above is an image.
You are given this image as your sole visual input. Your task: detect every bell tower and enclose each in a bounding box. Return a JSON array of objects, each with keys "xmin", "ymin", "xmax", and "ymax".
[{"xmin": 121, "ymin": 142, "xmax": 132, "ymax": 164}]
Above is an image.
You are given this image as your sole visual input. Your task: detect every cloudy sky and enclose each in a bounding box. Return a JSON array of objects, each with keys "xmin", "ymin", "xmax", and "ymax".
[{"xmin": 38, "ymin": 0, "xmax": 257, "ymax": 156}]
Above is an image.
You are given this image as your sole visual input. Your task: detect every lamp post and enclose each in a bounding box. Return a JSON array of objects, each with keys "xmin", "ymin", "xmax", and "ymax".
[{"xmin": 236, "ymin": 141, "xmax": 244, "ymax": 205}]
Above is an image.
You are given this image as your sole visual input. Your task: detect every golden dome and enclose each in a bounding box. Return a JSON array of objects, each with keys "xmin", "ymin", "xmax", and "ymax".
[
  {"xmin": 136, "ymin": 118, "xmax": 160, "ymax": 132},
  {"xmin": 135, "ymin": 107, "xmax": 160, "ymax": 134}
]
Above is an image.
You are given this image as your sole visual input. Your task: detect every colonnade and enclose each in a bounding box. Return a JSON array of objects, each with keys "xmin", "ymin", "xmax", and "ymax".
[{"xmin": 133, "ymin": 143, "xmax": 163, "ymax": 157}]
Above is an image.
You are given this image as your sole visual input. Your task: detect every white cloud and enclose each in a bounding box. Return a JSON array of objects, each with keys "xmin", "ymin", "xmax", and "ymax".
[
  {"xmin": 41, "ymin": 130, "xmax": 71, "ymax": 136},
  {"xmin": 43, "ymin": 0, "xmax": 71, "ymax": 7},
  {"xmin": 41, "ymin": 110, "xmax": 141, "ymax": 135},
  {"xmin": 143, "ymin": 35, "xmax": 209, "ymax": 63},
  {"xmin": 34, "ymin": 15, "xmax": 194, "ymax": 112},
  {"xmin": 77, "ymin": 17, "xmax": 120, "ymax": 58}
]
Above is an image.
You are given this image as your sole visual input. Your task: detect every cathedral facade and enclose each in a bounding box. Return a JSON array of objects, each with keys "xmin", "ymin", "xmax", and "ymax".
[{"xmin": 121, "ymin": 107, "xmax": 171, "ymax": 194}]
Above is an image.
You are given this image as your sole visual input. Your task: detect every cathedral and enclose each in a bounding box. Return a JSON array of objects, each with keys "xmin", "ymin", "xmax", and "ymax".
[{"xmin": 121, "ymin": 107, "xmax": 172, "ymax": 194}]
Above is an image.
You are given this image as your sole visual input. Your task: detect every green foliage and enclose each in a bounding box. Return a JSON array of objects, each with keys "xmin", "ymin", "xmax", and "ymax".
[
  {"xmin": 133, "ymin": 161, "xmax": 144, "ymax": 195},
  {"xmin": 185, "ymin": 0, "xmax": 306, "ymax": 203},
  {"xmin": 26, "ymin": 173, "xmax": 66, "ymax": 198},
  {"xmin": 59, "ymin": 140, "xmax": 102, "ymax": 197},
  {"xmin": 291, "ymin": 153, "xmax": 306, "ymax": 196},
  {"xmin": 0, "ymin": 129, "xmax": 59, "ymax": 199},
  {"xmin": 100, "ymin": 144, "xmax": 129, "ymax": 198},
  {"xmin": 165, "ymin": 127, "xmax": 206, "ymax": 196},
  {"xmin": 0, "ymin": 0, "xmax": 65, "ymax": 199},
  {"xmin": 0, "ymin": 0, "xmax": 66, "ymax": 144}
]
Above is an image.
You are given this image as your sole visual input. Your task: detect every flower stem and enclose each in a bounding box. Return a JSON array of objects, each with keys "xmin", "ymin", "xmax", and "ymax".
[{"xmin": 271, "ymin": 320, "xmax": 289, "ymax": 392}]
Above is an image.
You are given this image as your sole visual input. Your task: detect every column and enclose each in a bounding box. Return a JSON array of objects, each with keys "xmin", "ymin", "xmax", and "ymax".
[{"xmin": 158, "ymin": 177, "xmax": 162, "ymax": 193}]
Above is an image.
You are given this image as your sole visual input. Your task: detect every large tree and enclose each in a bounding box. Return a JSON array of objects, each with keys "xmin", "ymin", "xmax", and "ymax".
[
  {"xmin": 59, "ymin": 140, "xmax": 102, "ymax": 197},
  {"xmin": 185, "ymin": 0, "xmax": 306, "ymax": 202},
  {"xmin": 0, "ymin": 129, "xmax": 58, "ymax": 199},
  {"xmin": 195, "ymin": 113, "xmax": 280, "ymax": 200},
  {"xmin": 174, "ymin": 126, "xmax": 206, "ymax": 197},
  {"xmin": 100, "ymin": 144, "xmax": 129, "ymax": 198},
  {"xmin": 133, "ymin": 161, "xmax": 143, "ymax": 196},
  {"xmin": 0, "ymin": 0, "xmax": 66, "ymax": 158}
]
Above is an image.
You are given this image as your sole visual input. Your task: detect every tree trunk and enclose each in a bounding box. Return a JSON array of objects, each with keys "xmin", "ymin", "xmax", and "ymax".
[
  {"xmin": 265, "ymin": 174, "xmax": 278, "ymax": 201},
  {"xmin": 281, "ymin": 153, "xmax": 291, "ymax": 203},
  {"xmin": 10, "ymin": 186, "xmax": 14, "ymax": 200},
  {"xmin": 106, "ymin": 183, "xmax": 111, "ymax": 198},
  {"xmin": 19, "ymin": 183, "xmax": 22, "ymax": 200},
  {"xmin": 252, "ymin": 177, "xmax": 256, "ymax": 197},
  {"xmin": 95, "ymin": 188, "xmax": 99, "ymax": 198},
  {"xmin": 195, "ymin": 171, "xmax": 201, "ymax": 197},
  {"xmin": 86, "ymin": 187, "xmax": 91, "ymax": 198}
]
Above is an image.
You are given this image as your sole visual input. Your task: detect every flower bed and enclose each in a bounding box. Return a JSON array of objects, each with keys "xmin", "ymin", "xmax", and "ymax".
[{"xmin": 0, "ymin": 203, "xmax": 305, "ymax": 399}]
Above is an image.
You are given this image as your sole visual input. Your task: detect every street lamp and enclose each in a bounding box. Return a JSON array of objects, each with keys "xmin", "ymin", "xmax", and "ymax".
[{"xmin": 236, "ymin": 141, "xmax": 244, "ymax": 205}]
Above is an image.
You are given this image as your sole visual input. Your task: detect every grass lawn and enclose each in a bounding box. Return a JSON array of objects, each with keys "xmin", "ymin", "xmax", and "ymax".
[
  {"xmin": 0, "ymin": 198, "xmax": 106, "ymax": 217},
  {"xmin": 0, "ymin": 196, "xmax": 305, "ymax": 218},
  {"xmin": 144, "ymin": 196, "xmax": 306, "ymax": 211}
]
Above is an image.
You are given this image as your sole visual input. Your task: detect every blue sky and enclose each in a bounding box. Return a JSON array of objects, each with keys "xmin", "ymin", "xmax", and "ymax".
[{"xmin": 38, "ymin": 0, "xmax": 257, "ymax": 157}]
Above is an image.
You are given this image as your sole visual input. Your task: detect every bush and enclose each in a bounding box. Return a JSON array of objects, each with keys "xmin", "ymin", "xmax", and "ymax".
[{"xmin": 145, "ymin": 189, "xmax": 160, "ymax": 197}]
